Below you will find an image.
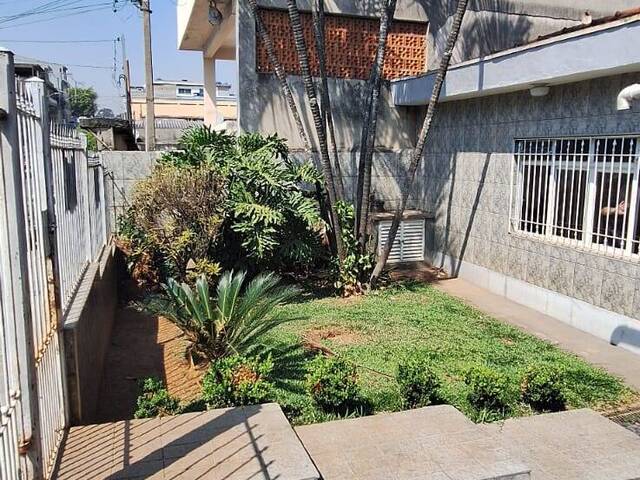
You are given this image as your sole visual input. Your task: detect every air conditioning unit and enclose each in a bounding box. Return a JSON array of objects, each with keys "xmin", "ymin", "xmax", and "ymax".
[{"xmin": 377, "ymin": 218, "xmax": 426, "ymax": 263}]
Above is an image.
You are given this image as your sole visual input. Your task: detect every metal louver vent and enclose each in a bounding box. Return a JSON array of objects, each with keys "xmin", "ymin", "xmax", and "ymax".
[{"xmin": 377, "ymin": 219, "xmax": 426, "ymax": 263}]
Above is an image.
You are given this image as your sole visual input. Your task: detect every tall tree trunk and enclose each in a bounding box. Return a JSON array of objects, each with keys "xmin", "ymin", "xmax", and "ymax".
[
  {"xmin": 355, "ymin": 0, "xmax": 397, "ymax": 243},
  {"xmin": 356, "ymin": 0, "xmax": 397, "ymax": 244},
  {"xmin": 247, "ymin": 0, "xmax": 311, "ymax": 151},
  {"xmin": 286, "ymin": 0, "xmax": 345, "ymax": 260},
  {"xmin": 311, "ymin": 0, "xmax": 344, "ymax": 200},
  {"xmin": 370, "ymin": 0, "xmax": 469, "ymax": 285}
]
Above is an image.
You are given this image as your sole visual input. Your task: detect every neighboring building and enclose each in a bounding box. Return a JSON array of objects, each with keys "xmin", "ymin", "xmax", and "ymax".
[
  {"xmin": 79, "ymin": 117, "xmax": 137, "ymax": 152},
  {"xmin": 130, "ymin": 79, "xmax": 237, "ymax": 124},
  {"xmin": 14, "ymin": 55, "xmax": 71, "ymax": 123},
  {"xmin": 134, "ymin": 118, "xmax": 207, "ymax": 150},
  {"xmin": 177, "ymin": 0, "xmax": 640, "ymax": 354}
]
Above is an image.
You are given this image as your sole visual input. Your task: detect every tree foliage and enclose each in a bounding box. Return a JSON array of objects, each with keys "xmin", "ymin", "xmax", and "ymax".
[{"xmin": 68, "ymin": 86, "xmax": 97, "ymax": 118}]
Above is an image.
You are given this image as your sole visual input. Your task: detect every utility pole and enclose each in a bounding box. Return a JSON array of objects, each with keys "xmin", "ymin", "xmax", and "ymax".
[
  {"xmin": 139, "ymin": 0, "xmax": 156, "ymax": 150},
  {"xmin": 119, "ymin": 34, "xmax": 132, "ymax": 124}
]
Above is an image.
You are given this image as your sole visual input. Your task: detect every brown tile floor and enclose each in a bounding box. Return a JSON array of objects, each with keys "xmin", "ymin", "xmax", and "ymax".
[
  {"xmin": 95, "ymin": 307, "xmax": 205, "ymax": 423},
  {"xmin": 55, "ymin": 404, "xmax": 320, "ymax": 480}
]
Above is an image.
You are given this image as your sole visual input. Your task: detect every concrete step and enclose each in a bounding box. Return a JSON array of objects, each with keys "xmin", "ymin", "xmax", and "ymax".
[
  {"xmin": 482, "ymin": 409, "xmax": 640, "ymax": 480},
  {"xmin": 54, "ymin": 403, "xmax": 320, "ymax": 480},
  {"xmin": 296, "ymin": 405, "xmax": 531, "ymax": 480}
]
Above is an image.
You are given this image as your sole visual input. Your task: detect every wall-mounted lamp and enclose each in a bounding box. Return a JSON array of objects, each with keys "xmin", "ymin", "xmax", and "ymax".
[
  {"xmin": 529, "ymin": 85, "xmax": 550, "ymax": 97},
  {"xmin": 617, "ymin": 84, "xmax": 640, "ymax": 110},
  {"xmin": 209, "ymin": 0, "xmax": 223, "ymax": 25}
]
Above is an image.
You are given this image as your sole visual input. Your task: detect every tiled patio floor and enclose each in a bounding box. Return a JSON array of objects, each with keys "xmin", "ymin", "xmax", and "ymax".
[{"xmin": 55, "ymin": 404, "xmax": 319, "ymax": 480}]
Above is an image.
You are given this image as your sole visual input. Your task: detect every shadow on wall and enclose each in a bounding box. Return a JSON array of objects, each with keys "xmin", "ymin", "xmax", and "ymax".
[{"xmin": 611, "ymin": 325, "xmax": 640, "ymax": 353}]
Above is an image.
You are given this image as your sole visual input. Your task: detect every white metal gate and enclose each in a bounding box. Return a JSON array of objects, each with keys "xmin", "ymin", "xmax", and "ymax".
[{"xmin": 16, "ymin": 80, "xmax": 67, "ymax": 479}]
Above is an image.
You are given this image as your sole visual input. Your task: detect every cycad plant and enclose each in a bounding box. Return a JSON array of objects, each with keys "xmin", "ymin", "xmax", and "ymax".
[{"xmin": 151, "ymin": 271, "xmax": 300, "ymax": 362}]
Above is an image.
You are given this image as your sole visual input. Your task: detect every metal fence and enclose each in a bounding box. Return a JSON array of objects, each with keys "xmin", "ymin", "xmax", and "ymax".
[{"xmin": 0, "ymin": 49, "xmax": 110, "ymax": 479}]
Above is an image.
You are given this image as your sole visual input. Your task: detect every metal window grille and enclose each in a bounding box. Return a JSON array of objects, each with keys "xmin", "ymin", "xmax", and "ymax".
[{"xmin": 510, "ymin": 136, "xmax": 640, "ymax": 258}]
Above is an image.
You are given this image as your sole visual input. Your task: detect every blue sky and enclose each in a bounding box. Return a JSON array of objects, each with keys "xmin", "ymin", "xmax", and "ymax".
[{"xmin": 0, "ymin": 0, "xmax": 237, "ymax": 113}]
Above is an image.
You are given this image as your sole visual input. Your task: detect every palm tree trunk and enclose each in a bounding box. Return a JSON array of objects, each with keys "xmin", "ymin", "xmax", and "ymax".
[
  {"xmin": 356, "ymin": 0, "xmax": 397, "ymax": 245},
  {"xmin": 370, "ymin": 0, "xmax": 469, "ymax": 285},
  {"xmin": 286, "ymin": 0, "xmax": 345, "ymax": 260},
  {"xmin": 311, "ymin": 0, "xmax": 345, "ymax": 200},
  {"xmin": 248, "ymin": 0, "xmax": 311, "ymax": 151}
]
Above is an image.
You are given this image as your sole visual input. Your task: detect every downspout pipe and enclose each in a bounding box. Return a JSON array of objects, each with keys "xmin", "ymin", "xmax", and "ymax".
[{"xmin": 617, "ymin": 83, "xmax": 640, "ymax": 110}]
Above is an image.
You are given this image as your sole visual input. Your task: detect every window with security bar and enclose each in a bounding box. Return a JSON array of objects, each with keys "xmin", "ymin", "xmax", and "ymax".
[{"xmin": 510, "ymin": 136, "xmax": 640, "ymax": 257}]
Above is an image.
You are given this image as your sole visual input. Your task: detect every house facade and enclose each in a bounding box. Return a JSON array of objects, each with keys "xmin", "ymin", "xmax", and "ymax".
[
  {"xmin": 130, "ymin": 79, "xmax": 237, "ymax": 123},
  {"xmin": 177, "ymin": 0, "xmax": 640, "ymax": 353}
]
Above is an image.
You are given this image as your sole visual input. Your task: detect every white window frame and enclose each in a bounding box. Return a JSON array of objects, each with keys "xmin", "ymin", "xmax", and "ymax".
[{"xmin": 509, "ymin": 135, "xmax": 640, "ymax": 260}]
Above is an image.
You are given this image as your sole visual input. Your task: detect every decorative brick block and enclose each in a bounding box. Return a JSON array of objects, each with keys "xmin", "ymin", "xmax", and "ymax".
[{"xmin": 256, "ymin": 9, "xmax": 427, "ymax": 80}]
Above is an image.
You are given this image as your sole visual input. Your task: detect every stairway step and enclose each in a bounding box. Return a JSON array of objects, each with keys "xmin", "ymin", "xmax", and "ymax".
[{"xmin": 296, "ymin": 405, "xmax": 530, "ymax": 480}]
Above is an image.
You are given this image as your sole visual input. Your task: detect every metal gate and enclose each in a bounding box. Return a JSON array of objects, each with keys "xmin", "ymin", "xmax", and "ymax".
[{"xmin": 16, "ymin": 79, "xmax": 67, "ymax": 479}]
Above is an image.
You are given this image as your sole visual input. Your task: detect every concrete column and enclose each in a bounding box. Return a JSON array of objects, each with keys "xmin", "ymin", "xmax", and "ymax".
[{"xmin": 203, "ymin": 55, "xmax": 217, "ymax": 126}]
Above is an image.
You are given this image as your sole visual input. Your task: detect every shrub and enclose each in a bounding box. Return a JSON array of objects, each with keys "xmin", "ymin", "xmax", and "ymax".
[
  {"xmin": 202, "ymin": 355, "xmax": 274, "ymax": 408},
  {"xmin": 119, "ymin": 163, "xmax": 227, "ymax": 284},
  {"xmin": 521, "ymin": 365, "xmax": 566, "ymax": 412},
  {"xmin": 305, "ymin": 356, "xmax": 362, "ymax": 413},
  {"xmin": 332, "ymin": 201, "xmax": 374, "ymax": 295},
  {"xmin": 159, "ymin": 128, "xmax": 326, "ymax": 272},
  {"xmin": 134, "ymin": 377, "xmax": 180, "ymax": 419},
  {"xmin": 147, "ymin": 271, "xmax": 299, "ymax": 362},
  {"xmin": 397, "ymin": 357, "xmax": 443, "ymax": 409},
  {"xmin": 464, "ymin": 365, "xmax": 513, "ymax": 413}
]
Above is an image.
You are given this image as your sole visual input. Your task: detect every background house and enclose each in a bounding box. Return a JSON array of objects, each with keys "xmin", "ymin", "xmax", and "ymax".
[
  {"xmin": 14, "ymin": 55, "xmax": 71, "ymax": 123},
  {"xmin": 176, "ymin": 0, "xmax": 640, "ymax": 354}
]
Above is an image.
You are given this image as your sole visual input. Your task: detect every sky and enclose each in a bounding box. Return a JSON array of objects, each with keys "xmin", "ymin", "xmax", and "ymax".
[{"xmin": 0, "ymin": 0, "xmax": 238, "ymax": 113}]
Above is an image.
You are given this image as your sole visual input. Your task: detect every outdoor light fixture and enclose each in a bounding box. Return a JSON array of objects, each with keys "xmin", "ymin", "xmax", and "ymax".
[
  {"xmin": 209, "ymin": 0, "xmax": 223, "ymax": 25},
  {"xmin": 529, "ymin": 85, "xmax": 550, "ymax": 97}
]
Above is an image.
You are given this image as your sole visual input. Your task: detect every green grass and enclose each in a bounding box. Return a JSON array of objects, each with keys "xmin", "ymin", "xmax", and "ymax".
[{"xmin": 263, "ymin": 282, "xmax": 637, "ymax": 425}]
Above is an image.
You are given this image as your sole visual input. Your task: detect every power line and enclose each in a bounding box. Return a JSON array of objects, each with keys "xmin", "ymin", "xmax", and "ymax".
[{"xmin": 0, "ymin": 39, "xmax": 114, "ymax": 43}]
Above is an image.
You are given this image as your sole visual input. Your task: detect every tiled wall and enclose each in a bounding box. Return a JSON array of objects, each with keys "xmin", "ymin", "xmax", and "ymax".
[{"xmin": 415, "ymin": 73, "xmax": 640, "ymax": 321}]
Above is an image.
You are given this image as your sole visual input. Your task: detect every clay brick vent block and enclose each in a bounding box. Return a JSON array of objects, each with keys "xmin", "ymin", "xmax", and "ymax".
[{"xmin": 256, "ymin": 8, "xmax": 428, "ymax": 80}]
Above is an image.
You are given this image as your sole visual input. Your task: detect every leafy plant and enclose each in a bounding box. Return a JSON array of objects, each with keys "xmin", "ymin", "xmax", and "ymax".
[
  {"xmin": 202, "ymin": 354, "xmax": 274, "ymax": 408},
  {"xmin": 68, "ymin": 86, "xmax": 97, "ymax": 118},
  {"xmin": 332, "ymin": 201, "xmax": 374, "ymax": 295},
  {"xmin": 134, "ymin": 377, "xmax": 180, "ymax": 419},
  {"xmin": 464, "ymin": 365, "xmax": 513, "ymax": 414},
  {"xmin": 148, "ymin": 271, "xmax": 300, "ymax": 362},
  {"xmin": 521, "ymin": 364, "xmax": 566, "ymax": 412},
  {"xmin": 397, "ymin": 356, "xmax": 443, "ymax": 409},
  {"xmin": 120, "ymin": 163, "xmax": 227, "ymax": 284},
  {"xmin": 305, "ymin": 356, "xmax": 363, "ymax": 414},
  {"xmin": 121, "ymin": 128, "xmax": 326, "ymax": 277}
]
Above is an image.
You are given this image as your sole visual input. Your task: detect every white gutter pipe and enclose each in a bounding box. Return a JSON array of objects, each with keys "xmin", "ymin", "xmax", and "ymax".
[{"xmin": 617, "ymin": 83, "xmax": 640, "ymax": 110}]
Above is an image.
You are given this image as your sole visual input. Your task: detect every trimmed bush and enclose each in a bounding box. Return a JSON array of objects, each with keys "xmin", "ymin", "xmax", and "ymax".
[
  {"xmin": 521, "ymin": 364, "xmax": 566, "ymax": 412},
  {"xmin": 464, "ymin": 365, "xmax": 512, "ymax": 413},
  {"xmin": 305, "ymin": 356, "xmax": 362, "ymax": 413},
  {"xmin": 397, "ymin": 357, "xmax": 443, "ymax": 409},
  {"xmin": 202, "ymin": 355, "xmax": 274, "ymax": 408},
  {"xmin": 134, "ymin": 377, "xmax": 180, "ymax": 419}
]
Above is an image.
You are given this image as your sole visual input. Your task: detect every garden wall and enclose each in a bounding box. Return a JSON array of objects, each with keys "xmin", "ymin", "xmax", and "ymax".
[
  {"xmin": 414, "ymin": 72, "xmax": 640, "ymax": 354},
  {"xmin": 63, "ymin": 243, "xmax": 119, "ymax": 425},
  {"xmin": 102, "ymin": 151, "xmax": 161, "ymax": 230}
]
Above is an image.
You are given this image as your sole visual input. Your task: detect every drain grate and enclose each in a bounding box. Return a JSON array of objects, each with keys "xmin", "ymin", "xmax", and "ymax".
[{"xmin": 604, "ymin": 407, "xmax": 640, "ymax": 437}]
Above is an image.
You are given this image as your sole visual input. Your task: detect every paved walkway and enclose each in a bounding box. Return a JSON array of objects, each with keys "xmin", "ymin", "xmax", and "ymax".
[
  {"xmin": 55, "ymin": 404, "xmax": 319, "ymax": 480},
  {"xmin": 56, "ymin": 403, "xmax": 640, "ymax": 480},
  {"xmin": 435, "ymin": 278, "xmax": 640, "ymax": 391},
  {"xmin": 96, "ymin": 307, "xmax": 204, "ymax": 423}
]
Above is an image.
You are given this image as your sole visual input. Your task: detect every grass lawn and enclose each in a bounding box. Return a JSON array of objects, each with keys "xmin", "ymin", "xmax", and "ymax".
[{"xmin": 264, "ymin": 282, "xmax": 637, "ymax": 425}]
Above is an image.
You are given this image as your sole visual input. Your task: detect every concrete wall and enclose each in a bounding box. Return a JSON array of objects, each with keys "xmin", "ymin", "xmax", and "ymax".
[
  {"xmin": 238, "ymin": 0, "xmax": 424, "ymax": 151},
  {"xmin": 63, "ymin": 243, "xmax": 118, "ymax": 425},
  {"xmin": 102, "ymin": 151, "xmax": 160, "ymax": 231},
  {"xmin": 410, "ymin": 72, "xmax": 640, "ymax": 352},
  {"xmin": 237, "ymin": 0, "xmax": 635, "ymax": 149}
]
